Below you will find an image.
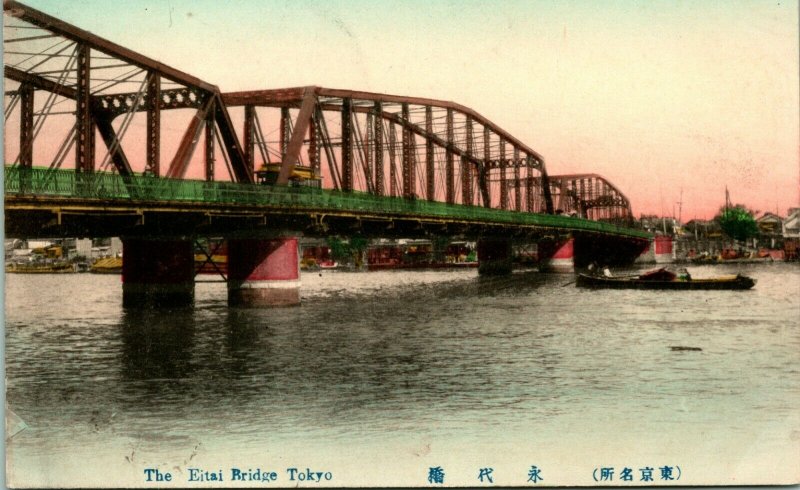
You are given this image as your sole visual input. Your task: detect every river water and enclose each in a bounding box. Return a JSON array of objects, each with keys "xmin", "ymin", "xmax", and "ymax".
[{"xmin": 4, "ymin": 263, "xmax": 800, "ymax": 487}]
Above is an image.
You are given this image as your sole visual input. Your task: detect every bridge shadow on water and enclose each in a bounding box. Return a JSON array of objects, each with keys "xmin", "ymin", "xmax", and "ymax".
[
  {"xmin": 119, "ymin": 308, "xmax": 197, "ymax": 381},
  {"xmin": 452, "ymin": 268, "xmax": 564, "ymax": 297},
  {"xmin": 114, "ymin": 269, "xmax": 571, "ymax": 435}
]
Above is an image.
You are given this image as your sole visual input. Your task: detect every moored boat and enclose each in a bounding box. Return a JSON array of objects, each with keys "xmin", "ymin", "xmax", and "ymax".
[
  {"xmin": 318, "ymin": 260, "xmax": 339, "ymax": 270},
  {"xmin": 90, "ymin": 257, "xmax": 122, "ymax": 274},
  {"xmin": 5, "ymin": 261, "xmax": 75, "ymax": 273},
  {"xmin": 576, "ymin": 268, "xmax": 755, "ymax": 290}
]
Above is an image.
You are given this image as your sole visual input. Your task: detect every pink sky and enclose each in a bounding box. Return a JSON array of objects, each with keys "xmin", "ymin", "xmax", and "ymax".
[{"xmin": 5, "ymin": 0, "xmax": 799, "ymax": 220}]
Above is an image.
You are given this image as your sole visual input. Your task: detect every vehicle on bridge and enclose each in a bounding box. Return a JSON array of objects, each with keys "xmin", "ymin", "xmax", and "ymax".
[{"xmin": 256, "ymin": 163, "xmax": 321, "ymax": 188}]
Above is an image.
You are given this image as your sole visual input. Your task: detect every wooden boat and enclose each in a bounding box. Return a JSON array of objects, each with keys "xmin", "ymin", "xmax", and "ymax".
[
  {"xmin": 5, "ymin": 261, "xmax": 75, "ymax": 273},
  {"xmin": 576, "ymin": 268, "xmax": 756, "ymax": 290},
  {"xmin": 90, "ymin": 257, "xmax": 122, "ymax": 274},
  {"xmin": 318, "ymin": 260, "xmax": 339, "ymax": 270}
]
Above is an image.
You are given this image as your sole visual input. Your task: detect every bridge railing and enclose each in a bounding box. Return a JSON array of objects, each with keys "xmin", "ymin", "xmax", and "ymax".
[{"xmin": 4, "ymin": 166, "xmax": 650, "ymax": 239}]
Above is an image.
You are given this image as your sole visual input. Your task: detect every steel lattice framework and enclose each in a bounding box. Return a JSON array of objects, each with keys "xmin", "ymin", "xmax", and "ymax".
[
  {"xmin": 4, "ymin": 0, "xmax": 634, "ymax": 223},
  {"xmin": 221, "ymin": 87, "xmax": 553, "ymax": 213},
  {"xmin": 543, "ymin": 173, "xmax": 633, "ymax": 224},
  {"xmin": 3, "ymin": 0, "xmax": 250, "ymax": 189}
]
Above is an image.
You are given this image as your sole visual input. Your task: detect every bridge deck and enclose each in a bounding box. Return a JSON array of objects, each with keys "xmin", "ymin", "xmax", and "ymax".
[{"xmin": 5, "ymin": 166, "xmax": 650, "ymax": 240}]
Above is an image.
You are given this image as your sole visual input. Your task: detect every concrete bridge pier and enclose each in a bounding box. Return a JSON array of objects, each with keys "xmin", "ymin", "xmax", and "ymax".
[
  {"xmin": 538, "ymin": 237, "xmax": 575, "ymax": 273},
  {"xmin": 477, "ymin": 238, "xmax": 513, "ymax": 275},
  {"xmin": 654, "ymin": 235, "xmax": 675, "ymax": 263},
  {"xmin": 634, "ymin": 235, "xmax": 674, "ymax": 264},
  {"xmin": 227, "ymin": 237, "xmax": 300, "ymax": 307},
  {"xmin": 122, "ymin": 237, "xmax": 195, "ymax": 308}
]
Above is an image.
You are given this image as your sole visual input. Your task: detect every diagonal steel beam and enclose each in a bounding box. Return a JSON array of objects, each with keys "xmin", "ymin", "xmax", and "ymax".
[
  {"xmin": 8, "ymin": 62, "xmax": 152, "ymax": 185},
  {"xmin": 212, "ymin": 94, "xmax": 252, "ymax": 183},
  {"xmin": 166, "ymin": 97, "xmax": 215, "ymax": 179},
  {"xmin": 275, "ymin": 87, "xmax": 318, "ymax": 185},
  {"xmin": 94, "ymin": 117, "xmax": 133, "ymax": 177}
]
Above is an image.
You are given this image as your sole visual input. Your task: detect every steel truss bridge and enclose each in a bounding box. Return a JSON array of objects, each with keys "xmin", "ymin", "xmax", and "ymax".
[{"xmin": 3, "ymin": 0, "xmax": 647, "ymax": 254}]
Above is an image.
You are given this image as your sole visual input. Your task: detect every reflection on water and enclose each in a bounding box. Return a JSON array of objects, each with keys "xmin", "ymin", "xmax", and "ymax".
[
  {"xmin": 5, "ymin": 264, "xmax": 800, "ymax": 485},
  {"xmin": 120, "ymin": 309, "xmax": 197, "ymax": 380}
]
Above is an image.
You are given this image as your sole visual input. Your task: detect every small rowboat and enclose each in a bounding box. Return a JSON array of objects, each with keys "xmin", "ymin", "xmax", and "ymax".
[
  {"xmin": 318, "ymin": 260, "xmax": 339, "ymax": 270},
  {"xmin": 576, "ymin": 268, "xmax": 756, "ymax": 290}
]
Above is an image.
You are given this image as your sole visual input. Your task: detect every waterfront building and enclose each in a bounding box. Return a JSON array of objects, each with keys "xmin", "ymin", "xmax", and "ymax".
[
  {"xmin": 756, "ymin": 213, "xmax": 784, "ymax": 249},
  {"xmin": 783, "ymin": 208, "xmax": 800, "ymax": 260}
]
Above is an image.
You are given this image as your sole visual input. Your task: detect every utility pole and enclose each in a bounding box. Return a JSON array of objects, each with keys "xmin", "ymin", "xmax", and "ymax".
[{"xmin": 725, "ymin": 185, "xmax": 731, "ymax": 211}]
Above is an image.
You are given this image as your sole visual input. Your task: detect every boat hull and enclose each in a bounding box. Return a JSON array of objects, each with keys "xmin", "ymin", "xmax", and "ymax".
[
  {"xmin": 5, "ymin": 263, "xmax": 75, "ymax": 273},
  {"xmin": 576, "ymin": 273, "xmax": 756, "ymax": 290}
]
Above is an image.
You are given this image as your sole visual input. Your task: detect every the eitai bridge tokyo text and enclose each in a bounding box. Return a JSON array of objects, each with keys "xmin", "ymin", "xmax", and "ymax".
[{"xmin": 3, "ymin": 0, "xmax": 650, "ymax": 307}]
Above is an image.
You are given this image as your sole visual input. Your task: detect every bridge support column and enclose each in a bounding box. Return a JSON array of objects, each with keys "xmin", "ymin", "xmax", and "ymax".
[
  {"xmin": 227, "ymin": 237, "xmax": 300, "ymax": 307},
  {"xmin": 477, "ymin": 238, "xmax": 512, "ymax": 275},
  {"xmin": 538, "ymin": 238, "xmax": 575, "ymax": 273},
  {"xmin": 654, "ymin": 235, "xmax": 675, "ymax": 263},
  {"xmin": 636, "ymin": 235, "xmax": 675, "ymax": 264},
  {"xmin": 122, "ymin": 238, "xmax": 194, "ymax": 307}
]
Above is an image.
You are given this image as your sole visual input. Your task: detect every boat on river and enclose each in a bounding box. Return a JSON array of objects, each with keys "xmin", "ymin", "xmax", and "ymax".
[
  {"xmin": 90, "ymin": 257, "xmax": 122, "ymax": 274},
  {"xmin": 318, "ymin": 260, "xmax": 339, "ymax": 270},
  {"xmin": 5, "ymin": 261, "xmax": 75, "ymax": 273},
  {"xmin": 576, "ymin": 267, "xmax": 756, "ymax": 290}
]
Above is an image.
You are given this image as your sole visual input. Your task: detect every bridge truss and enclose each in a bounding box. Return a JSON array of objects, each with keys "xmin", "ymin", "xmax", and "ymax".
[
  {"xmin": 4, "ymin": 0, "xmax": 634, "ymax": 224},
  {"xmin": 3, "ymin": 0, "xmax": 250, "ymax": 187},
  {"xmin": 222, "ymin": 87, "xmax": 554, "ymax": 214},
  {"xmin": 542, "ymin": 174, "xmax": 633, "ymax": 224}
]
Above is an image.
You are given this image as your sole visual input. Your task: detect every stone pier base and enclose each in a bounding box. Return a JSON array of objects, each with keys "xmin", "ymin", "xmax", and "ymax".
[
  {"xmin": 122, "ymin": 238, "xmax": 194, "ymax": 307},
  {"xmin": 477, "ymin": 238, "xmax": 513, "ymax": 275},
  {"xmin": 227, "ymin": 237, "xmax": 301, "ymax": 307}
]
